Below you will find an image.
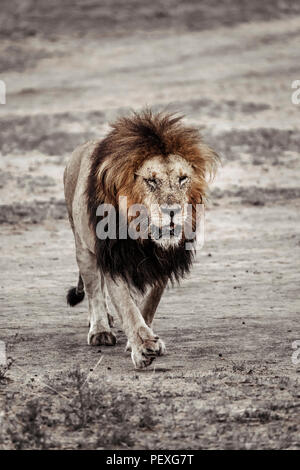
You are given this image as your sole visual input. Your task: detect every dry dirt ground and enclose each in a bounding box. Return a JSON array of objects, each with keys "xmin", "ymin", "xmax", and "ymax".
[{"xmin": 0, "ymin": 0, "xmax": 299, "ymax": 450}]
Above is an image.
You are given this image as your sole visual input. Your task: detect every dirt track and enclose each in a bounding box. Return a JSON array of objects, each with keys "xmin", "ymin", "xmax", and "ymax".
[{"xmin": 0, "ymin": 0, "xmax": 299, "ymax": 450}]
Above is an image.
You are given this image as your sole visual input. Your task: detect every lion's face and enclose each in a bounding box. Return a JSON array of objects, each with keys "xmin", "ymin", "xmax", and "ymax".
[
  {"xmin": 89, "ymin": 110, "xmax": 218, "ymax": 252},
  {"xmin": 87, "ymin": 109, "xmax": 218, "ymax": 290},
  {"xmin": 134, "ymin": 154, "xmax": 194, "ymax": 248}
]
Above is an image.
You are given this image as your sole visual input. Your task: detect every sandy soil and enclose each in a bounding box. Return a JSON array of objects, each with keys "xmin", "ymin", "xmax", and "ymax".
[{"xmin": 0, "ymin": 0, "xmax": 299, "ymax": 450}]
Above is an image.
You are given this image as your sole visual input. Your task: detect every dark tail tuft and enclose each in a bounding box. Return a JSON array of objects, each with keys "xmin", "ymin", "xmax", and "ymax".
[
  {"xmin": 67, "ymin": 274, "xmax": 85, "ymax": 306},
  {"xmin": 67, "ymin": 287, "xmax": 85, "ymax": 306}
]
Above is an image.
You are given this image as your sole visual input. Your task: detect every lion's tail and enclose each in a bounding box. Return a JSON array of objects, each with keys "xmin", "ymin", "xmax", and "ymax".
[{"xmin": 66, "ymin": 273, "xmax": 85, "ymax": 307}]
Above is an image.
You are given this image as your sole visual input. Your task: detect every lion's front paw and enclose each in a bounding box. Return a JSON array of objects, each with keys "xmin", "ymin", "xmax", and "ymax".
[
  {"xmin": 130, "ymin": 326, "xmax": 165, "ymax": 369},
  {"xmin": 126, "ymin": 338, "xmax": 166, "ymax": 356},
  {"xmin": 88, "ymin": 330, "xmax": 117, "ymax": 346},
  {"xmin": 156, "ymin": 338, "xmax": 166, "ymax": 356}
]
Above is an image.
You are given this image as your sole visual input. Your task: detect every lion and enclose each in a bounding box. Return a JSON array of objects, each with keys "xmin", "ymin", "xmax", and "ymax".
[{"xmin": 64, "ymin": 109, "xmax": 218, "ymax": 369}]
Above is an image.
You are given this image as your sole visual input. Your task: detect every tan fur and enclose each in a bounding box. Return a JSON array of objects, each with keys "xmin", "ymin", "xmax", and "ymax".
[
  {"xmin": 92, "ymin": 110, "xmax": 218, "ymax": 212},
  {"xmin": 64, "ymin": 110, "xmax": 218, "ymax": 369}
]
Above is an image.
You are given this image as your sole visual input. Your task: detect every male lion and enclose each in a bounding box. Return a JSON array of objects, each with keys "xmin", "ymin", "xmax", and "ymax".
[{"xmin": 64, "ymin": 110, "xmax": 218, "ymax": 369}]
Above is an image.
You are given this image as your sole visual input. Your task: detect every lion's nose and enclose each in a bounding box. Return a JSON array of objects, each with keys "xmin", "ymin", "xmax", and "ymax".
[{"xmin": 161, "ymin": 205, "xmax": 181, "ymax": 220}]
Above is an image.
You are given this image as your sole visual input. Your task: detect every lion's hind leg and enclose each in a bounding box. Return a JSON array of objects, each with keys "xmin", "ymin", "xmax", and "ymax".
[{"xmin": 103, "ymin": 280, "xmax": 115, "ymax": 328}]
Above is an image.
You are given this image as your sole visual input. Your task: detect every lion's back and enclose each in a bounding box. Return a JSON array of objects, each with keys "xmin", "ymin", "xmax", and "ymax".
[{"xmin": 64, "ymin": 140, "xmax": 99, "ymax": 218}]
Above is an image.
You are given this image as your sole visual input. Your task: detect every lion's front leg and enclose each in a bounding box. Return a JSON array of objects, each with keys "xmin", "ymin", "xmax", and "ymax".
[
  {"xmin": 141, "ymin": 283, "xmax": 167, "ymax": 355},
  {"xmin": 125, "ymin": 284, "xmax": 167, "ymax": 356},
  {"xmin": 105, "ymin": 277, "xmax": 164, "ymax": 368},
  {"xmin": 75, "ymin": 239, "xmax": 116, "ymax": 346}
]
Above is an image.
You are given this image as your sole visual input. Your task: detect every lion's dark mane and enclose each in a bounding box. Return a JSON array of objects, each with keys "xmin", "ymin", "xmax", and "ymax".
[
  {"xmin": 87, "ymin": 183, "xmax": 194, "ymax": 292},
  {"xmin": 93, "ymin": 220, "xmax": 194, "ymax": 293},
  {"xmin": 85, "ymin": 110, "xmax": 209, "ymax": 292}
]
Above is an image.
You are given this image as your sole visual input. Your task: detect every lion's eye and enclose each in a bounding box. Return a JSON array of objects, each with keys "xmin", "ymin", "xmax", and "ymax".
[
  {"xmin": 179, "ymin": 176, "xmax": 188, "ymax": 186},
  {"xmin": 145, "ymin": 178, "xmax": 157, "ymax": 189}
]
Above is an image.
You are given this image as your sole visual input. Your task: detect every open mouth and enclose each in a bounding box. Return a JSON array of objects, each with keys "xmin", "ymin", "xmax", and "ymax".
[
  {"xmin": 150, "ymin": 223, "xmax": 181, "ymax": 240},
  {"xmin": 168, "ymin": 222, "xmax": 175, "ymax": 237}
]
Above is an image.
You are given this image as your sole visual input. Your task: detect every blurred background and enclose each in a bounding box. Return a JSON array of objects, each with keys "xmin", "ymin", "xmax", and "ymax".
[
  {"xmin": 0, "ymin": 0, "xmax": 300, "ymax": 450},
  {"xmin": 0, "ymin": 0, "xmax": 300, "ymax": 220}
]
